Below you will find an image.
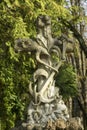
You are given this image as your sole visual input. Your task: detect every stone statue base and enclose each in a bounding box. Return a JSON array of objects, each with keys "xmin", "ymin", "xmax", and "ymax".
[
  {"xmin": 26, "ymin": 94, "xmax": 69, "ymax": 128},
  {"xmin": 11, "ymin": 117, "xmax": 83, "ymax": 130}
]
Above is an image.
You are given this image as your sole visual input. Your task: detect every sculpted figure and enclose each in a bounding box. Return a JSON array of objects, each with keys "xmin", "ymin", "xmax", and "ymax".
[{"xmin": 14, "ymin": 15, "xmax": 69, "ymax": 129}]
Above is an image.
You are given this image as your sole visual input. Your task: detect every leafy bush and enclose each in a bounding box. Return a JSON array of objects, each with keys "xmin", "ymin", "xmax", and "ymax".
[{"xmin": 56, "ymin": 63, "xmax": 78, "ymax": 99}]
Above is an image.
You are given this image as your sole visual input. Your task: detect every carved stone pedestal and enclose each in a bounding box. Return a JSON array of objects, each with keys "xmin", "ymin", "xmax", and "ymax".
[{"xmin": 11, "ymin": 117, "xmax": 83, "ymax": 130}]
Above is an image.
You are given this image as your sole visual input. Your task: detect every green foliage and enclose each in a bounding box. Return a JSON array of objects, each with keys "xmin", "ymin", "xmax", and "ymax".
[
  {"xmin": 56, "ymin": 63, "xmax": 78, "ymax": 99},
  {"xmin": 0, "ymin": 1, "xmax": 36, "ymax": 129},
  {"xmin": 12, "ymin": 17, "xmax": 29, "ymax": 39}
]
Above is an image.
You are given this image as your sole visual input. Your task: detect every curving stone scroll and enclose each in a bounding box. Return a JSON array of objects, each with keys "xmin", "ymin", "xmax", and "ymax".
[{"xmin": 14, "ymin": 15, "xmax": 69, "ymax": 130}]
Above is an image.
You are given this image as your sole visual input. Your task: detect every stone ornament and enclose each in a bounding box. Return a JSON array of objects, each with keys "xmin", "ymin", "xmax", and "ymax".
[{"xmin": 14, "ymin": 15, "xmax": 69, "ymax": 130}]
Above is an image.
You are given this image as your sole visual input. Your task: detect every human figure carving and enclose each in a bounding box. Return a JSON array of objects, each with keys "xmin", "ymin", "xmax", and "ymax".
[{"xmin": 14, "ymin": 15, "xmax": 69, "ymax": 129}]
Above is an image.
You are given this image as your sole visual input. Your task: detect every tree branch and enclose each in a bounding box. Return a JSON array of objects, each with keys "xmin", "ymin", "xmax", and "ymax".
[{"xmin": 59, "ymin": 18, "xmax": 87, "ymax": 57}]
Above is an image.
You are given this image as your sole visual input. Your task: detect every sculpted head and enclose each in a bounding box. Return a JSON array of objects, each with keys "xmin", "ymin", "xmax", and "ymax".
[{"xmin": 36, "ymin": 15, "xmax": 51, "ymax": 28}]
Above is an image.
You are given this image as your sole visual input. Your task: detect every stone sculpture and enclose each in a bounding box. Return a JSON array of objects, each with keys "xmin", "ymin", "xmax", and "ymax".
[{"xmin": 14, "ymin": 15, "xmax": 69, "ymax": 130}]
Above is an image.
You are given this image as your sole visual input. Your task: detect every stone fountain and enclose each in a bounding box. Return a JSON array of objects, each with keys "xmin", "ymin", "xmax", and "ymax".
[{"xmin": 14, "ymin": 15, "xmax": 70, "ymax": 130}]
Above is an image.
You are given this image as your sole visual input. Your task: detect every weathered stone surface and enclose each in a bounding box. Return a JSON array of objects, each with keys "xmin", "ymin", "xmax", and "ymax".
[
  {"xmin": 13, "ymin": 15, "xmax": 70, "ymax": 130},
  {"xmin": 66, "ymin": 117, "xmax": 84, "ymax": 130},
  {"xmin": 56, "ymin": 118, "xmax": 67, "ymax": 129},
  {"xmin": 39, "ymin": 119, "xmax": 67, "ymax": 130},
  {"xmin": 11, "ymin": 117, "xmax": 84, "ymax": 130}
]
